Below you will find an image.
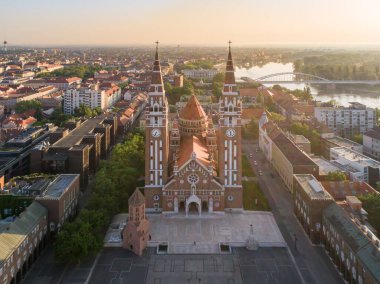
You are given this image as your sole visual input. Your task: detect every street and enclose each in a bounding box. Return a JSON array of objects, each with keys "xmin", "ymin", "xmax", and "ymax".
[{"xmin": 242, "ymin": 141, "xmax": 343, "ymax": 284}]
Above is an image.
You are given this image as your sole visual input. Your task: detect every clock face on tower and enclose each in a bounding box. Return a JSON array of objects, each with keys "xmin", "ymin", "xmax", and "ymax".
[
  {"xmin": 151, "ymin": 128, "xmax": 161, "ymax": 138},
  {"xmin": 226, "ymin": 128, "xmax": 236, "ymax": 138}
]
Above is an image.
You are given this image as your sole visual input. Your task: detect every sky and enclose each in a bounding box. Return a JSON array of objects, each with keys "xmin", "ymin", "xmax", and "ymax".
[{"xmin": 1, "ymin": 0, "xmax": 380, "ymax": 46}]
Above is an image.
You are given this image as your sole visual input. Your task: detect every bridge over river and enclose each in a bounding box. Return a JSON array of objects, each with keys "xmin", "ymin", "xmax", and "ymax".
[{"xmin": 240, "ymin": 72, "xmax": 380, "ymax": 86}]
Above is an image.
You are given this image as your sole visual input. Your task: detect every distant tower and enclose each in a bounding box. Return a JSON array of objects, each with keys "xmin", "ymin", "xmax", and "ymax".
[
  {"xmin": 122, "ymin": 189, "xmax": 150, "ymax": 256},
  {"xmin": 3, "ymin": 40, "xmax": 7, "ymax": 52}
]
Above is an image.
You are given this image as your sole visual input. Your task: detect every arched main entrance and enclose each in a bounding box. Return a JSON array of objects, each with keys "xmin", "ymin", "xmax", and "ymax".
[{"xmin": 186, "ymin": 194, "xmax": 201, "ymax": 216}]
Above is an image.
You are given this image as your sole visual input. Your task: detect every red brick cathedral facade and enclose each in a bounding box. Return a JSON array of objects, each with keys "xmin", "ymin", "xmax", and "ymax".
[{"xmin": 144, "ymin": 44, "xmax": 242, "ymax": 214}]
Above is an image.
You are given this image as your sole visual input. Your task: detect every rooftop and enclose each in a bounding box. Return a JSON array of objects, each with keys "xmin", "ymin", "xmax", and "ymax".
[
  {"xmin": 331, "ymin": 147, "xmax": 380, "ymax": 168},
  {"xmin": 323, "ymin": 203, "xmax": 380, "ymax": 282},
  {"xmin": 178, "ymin": 136, "xmax": 211, "ymax": 168},
  {"xmin": 294, "ymin": 174, "xmax": 334, "ymax": 200},
  {"xmin": 179, "ymin": 95, "xmax": 207, "ymax": 121},
  {"xmin": 311, "ymin": 156, "xmax": 343, "ymax": 176},
  {"xmin": 364, "ymin": 126, "xmax": 380, "ymax": 140},
  {"xmin": 272, "ymin": 132, "xmax": 316, "ymax": 166},
  {"xmin": 326, "ymin": 136, "xmax": 362, "ymax": 149},
  {"xmin": 52, "ymin": 118, "xmax": 104, "ymax": 148},
  {"xmin": 37, "ymin": 174, "xmax": 79, "ymax": 199},
  {"xmin": 321, "ymin": 180, "xmax": 377, "ymax": 200},
  {"xmin": 0, "ymin": 202, "xmax": 47, "ymax": 265}
]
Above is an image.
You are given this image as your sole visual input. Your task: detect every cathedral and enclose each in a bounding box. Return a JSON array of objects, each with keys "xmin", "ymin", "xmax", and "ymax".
[{"xmin": 144, "ymin": 43, "xmax": 243, "ymax": 215}]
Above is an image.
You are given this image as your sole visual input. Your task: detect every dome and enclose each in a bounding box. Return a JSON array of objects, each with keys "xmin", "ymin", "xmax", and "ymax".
[
  {"xmin": 179, "ymin": 95, "xmax": 206, "ymax": 121},
  {"xmin": 179, "ymin": 95, "xmax": 207, "ymax": 136}
]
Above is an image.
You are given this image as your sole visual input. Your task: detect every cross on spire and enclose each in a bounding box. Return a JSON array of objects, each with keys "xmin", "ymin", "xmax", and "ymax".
[
  {"xmin": 228, "ymin": 40, "xmax": 232, "ymax": 49},
  {"xmin": 155, "ymin": 40, "xmax": 159, "ymax": 50}
]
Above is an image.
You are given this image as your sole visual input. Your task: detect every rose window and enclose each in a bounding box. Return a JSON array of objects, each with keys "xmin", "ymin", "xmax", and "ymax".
[{"xmin": 187, "ymin": 174, "xmax": 199, "ymax": 184}]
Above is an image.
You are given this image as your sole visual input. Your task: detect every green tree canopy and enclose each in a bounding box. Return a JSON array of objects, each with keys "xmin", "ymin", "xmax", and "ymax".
[
  {"xmin": 55, "ymin": 131, "xmax": 145, "ymax": 263},
  {"xmin": 15, "ymin": 100, "xmax": 43, "ymax": 119},
  {"xmin": 326, "ymin": 171, "xmax": 346, "ymax": 181},
  {"xmin": 358, "ymin": 193, "xmax": 380, "ymax": 236}
]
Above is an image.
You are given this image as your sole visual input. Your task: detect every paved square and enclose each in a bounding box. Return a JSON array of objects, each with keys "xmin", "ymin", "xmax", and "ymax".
[
  {"xmin": 105, "ymin": 212, "xmax": 286, "ymax": 254},
  {"xmin": 89, "ymin": 247, "xmax": 302, "ymax": 284}
]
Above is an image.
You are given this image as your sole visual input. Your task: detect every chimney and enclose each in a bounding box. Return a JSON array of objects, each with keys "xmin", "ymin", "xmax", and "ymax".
[{"xmin": 346, "ymin": 196, "xmax": 362, "ymax": 212}]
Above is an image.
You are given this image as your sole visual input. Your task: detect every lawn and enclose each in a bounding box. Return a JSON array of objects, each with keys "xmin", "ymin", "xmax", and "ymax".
[
  {"xmin": 242, "ymin": 155, "xmax": 255, "ymax": 177},
  {"xmin": 243, "ymin": 181, "xmax": 270, "ymax": 211}
]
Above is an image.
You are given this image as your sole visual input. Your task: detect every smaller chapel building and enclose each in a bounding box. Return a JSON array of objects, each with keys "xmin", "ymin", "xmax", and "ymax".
[{"xmin": 122, "ymin": 189, "xmax": 150, "ymax": 255}]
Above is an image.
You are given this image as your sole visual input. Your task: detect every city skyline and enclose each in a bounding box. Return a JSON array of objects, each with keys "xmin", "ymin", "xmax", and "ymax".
[{"xmin": 1, "ymin": 0, "xmax": 380, "ymax": 46}]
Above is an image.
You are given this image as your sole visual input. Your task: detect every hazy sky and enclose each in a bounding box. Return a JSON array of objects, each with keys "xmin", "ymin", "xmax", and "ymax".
[{"xmin": 1, "ymin": 0, "xmax": 380, "ymax": 46}]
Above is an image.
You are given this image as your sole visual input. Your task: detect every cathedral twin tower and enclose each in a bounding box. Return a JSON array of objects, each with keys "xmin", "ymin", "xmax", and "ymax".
[{"xmin": 144, "ymin": 43, "xmax": 242, "ymax": 215}]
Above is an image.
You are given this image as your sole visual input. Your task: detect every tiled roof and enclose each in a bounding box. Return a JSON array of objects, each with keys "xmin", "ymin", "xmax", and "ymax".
[
  {"xmin": 179, "ymin": 95, "xmax": 206, "ymax": 121},
  {"xmin": 242, "ymin": 108, "xmax": 265, "ymax": 120},
  {"xmin": 321, "ymin": 181, "xmax": 378, "ymax": 200},
  {"xmin": 0, "ymin": 202, "xmax": 47, "ymax": 265},
  {"xmin": 177, "ymin": 136, "xmax": 210, "ymax": 168},
  {"xmin": 239, "ymin": 88, "xmax": 260, "ymax": 97},
  {"xmin": 272, "ymin": 132, "xmax": 316, "ymax": 166},
  {"xmin": 128, "ymin": 189, "xmax": 145, "ymax": 206}
]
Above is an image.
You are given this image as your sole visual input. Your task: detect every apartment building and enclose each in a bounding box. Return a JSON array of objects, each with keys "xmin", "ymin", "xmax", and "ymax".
[
  {"xmin": 363, "ymin": 126, "xmax": 380, "ymax": 161},
  {"xmin": 182, "ymin": 69, "xmax": 218, "ymax": 80},
  {"xmin": 63, "ymin": 83, "xmax": 121, "ymax": 115},
  {"xmin": 259, "ymin": 113, "xmax": 319, "ymax": 191},
  {"xmin": 330, "ymin": 147, "xmax": 380, "ymax": 187},
  {"xmin": 0, "ymin": 202, "xmax": 48, "ymax": 284},
  {"xmin": 314, "ymin": 102, "xmax": 375, "ymax": 137},
  {"xmin": 322, "ymin": 203, "xmax": 380, "ymax": 284},
  {"xmin": 293, "ymin": 174, "xmax": 334, "ymax": 244},
  {"xmin": 36, "ymin": 174, "xmax": 80, "ymax": 233}
]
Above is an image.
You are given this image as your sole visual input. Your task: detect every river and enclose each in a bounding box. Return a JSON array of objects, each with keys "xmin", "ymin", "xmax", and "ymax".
[{"xmin": 235, "ymin": 63, "xmax": 380, "ymax": 108}]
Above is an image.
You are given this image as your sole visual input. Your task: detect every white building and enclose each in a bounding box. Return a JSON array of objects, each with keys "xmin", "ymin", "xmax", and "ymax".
[
  {"xmin": 182, "ymin": 69, "xmax": 218, "ymax": 80},
  {"xmin": 330, "ymin": 147, "xmax": 380, "ymax": 187},
  {"xmin": 314, "ymin": 102, "xmax": 375, "ymax": 137},
  {"xmin": 64, "ymin": 83, "xmax": 121, "ymax": 114},
  {"xmin": 363, "ymin": 126, "xmax": 380, "ymax": 161}
]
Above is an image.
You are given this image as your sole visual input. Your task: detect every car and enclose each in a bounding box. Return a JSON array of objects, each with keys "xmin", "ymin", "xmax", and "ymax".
[
  {"xmin": 254, "ymin": 161, "xmax": 257, "ymax": 165},
  {"xmin": 259, "ymin": 171, "xmax": 263, "ymax": 176},
  {"xmin": 249, "ymin": 153, "xmax": 253, "ymax": 158}
]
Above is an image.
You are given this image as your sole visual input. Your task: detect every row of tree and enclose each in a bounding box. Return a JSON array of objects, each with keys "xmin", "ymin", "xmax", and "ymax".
[
  {"xmin": 54, "ymin": 131, "xmax": 145, "ymax": 263},
  {"xmin": 294, "ymin": 54, "xmax": 380, "ymax": 81},
  {"xmin": 37, "ymin": 64, "xmax": 103, "ymax": 80},
  {"xmin": 272, "ymin": 85, "xmax": 313, "ymax": 101},
  {"xmin": 175, "ymin": 60, "xmax": 215, "ymax": 73}
]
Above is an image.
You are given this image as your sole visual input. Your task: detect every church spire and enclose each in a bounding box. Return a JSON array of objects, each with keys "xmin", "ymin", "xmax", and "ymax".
[
  {"xmin": 224, "ymin": 40, "xmax": 236, "ymax": 85},
  {"xmin": 150, "ymin": 40, "xmax": 164, "ymax": 87}
]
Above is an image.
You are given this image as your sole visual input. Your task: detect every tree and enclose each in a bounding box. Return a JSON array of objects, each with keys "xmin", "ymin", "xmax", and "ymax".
[
  {"xmin": 50, "ymin": 108, "xmax": 73, "ymax": 126},
  {"xmin": 74, "ymin": 104, "xmax": 99, "ymax": 118},
  {"xmin": 15, "ymin": 100, "xmax": 43, "ymax": 120},
  {"xmin": 358, "ymin": 193, "xmax": 380, "ymax": 236},
  {"xmin": 326, "ymin": 171, "xmax": 346, "ymax": 181},
  {"xmin": 243, "ymin": 119, "xmax": 259, "ymax": 140},
  {"xmin": 212, "ymin": 73, "xmax": 224, "ymax": 100},
  {"xmin": 352, "ymin": 134, "xmax": 363, "ymax": 144},
  {"xmin": 55, "ymin": 217, "xmax": 103, "ymax": 264}
]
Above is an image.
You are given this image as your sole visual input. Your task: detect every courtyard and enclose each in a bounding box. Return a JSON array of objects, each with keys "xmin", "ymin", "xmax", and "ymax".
[{"xmin": 105, "ymin": 211, "xmax": 286, "ymax": 254}]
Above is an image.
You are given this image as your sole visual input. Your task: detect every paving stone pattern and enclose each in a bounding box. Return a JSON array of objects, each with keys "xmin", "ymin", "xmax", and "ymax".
[{"xmin": 89, "ymin": 247, "xmax": 302, "ymax": 284}]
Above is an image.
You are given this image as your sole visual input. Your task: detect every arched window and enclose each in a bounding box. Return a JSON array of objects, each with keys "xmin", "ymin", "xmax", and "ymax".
[{"xmin": 153, "ymin": 102, "xmax": 159, "ymax": 112}]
